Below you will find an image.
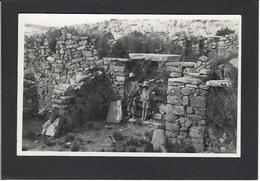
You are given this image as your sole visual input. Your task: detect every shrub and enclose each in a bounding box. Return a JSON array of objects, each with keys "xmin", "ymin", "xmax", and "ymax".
[{"xmin": 216, "ymin": 27, "xmax": 235, "ymax": 36}]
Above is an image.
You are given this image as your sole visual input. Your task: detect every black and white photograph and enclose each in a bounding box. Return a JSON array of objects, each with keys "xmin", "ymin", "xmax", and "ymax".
[{"xmin": 17, "ymin": 14, "xmax": 241, "ymax": 157}]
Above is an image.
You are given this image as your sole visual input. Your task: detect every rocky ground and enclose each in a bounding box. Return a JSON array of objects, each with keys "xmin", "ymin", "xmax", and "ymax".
[{"xmin": 22, "ymin": 117, "xmax": 157, "ymax": 152}]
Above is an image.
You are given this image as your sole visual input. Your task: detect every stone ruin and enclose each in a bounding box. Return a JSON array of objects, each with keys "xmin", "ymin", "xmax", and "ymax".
[{"xmin": 23, "ymin": 29, "xmax": 237, "ymax": 152}]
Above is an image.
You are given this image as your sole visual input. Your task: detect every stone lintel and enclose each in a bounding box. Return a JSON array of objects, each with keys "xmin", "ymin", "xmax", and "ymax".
[{"xmin": 129, "ymin": 53, "xmax": 181, "ymax": 62}]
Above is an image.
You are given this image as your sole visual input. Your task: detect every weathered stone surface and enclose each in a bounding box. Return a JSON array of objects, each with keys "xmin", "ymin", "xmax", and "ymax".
[
  {"xmin": 178, "ymin": 117, "xmax": 192, "ymax": 128},
  {"xmin": 206, "ymin": 80, "xmax": 232, "ymax": 88},
  {"xmin": 199, "ymin": 55, "xmax": 209, "ymax": 62},
  {"xmin": 186, "ymin": 106, "xmax": 193, "ymax": 114},
  {"xmin": 168, "ymin": 77, "xmax": 203, "ymax": 85},
  {"xmin": 167, "ymin": 86, "xmax": 181, "ymax": 96},
  {"xmin": 166, "ymin": 62, "xmax": 195, "ymax": 68},
  {"xmin": 181, "ymin": 87, "xmax": 195, "ymax": 95},
  {"xmin": 129, "ymin": 53, "xmax": 181, "ymax": 62},
  {"xmin": 194, "ymin": 108, "xmax": 206, "ymax": 115},
  {"xmin": 167, "ymin": 66, "xmax": 182, "ymax": 73},
  {"xmin": 183, "ymin": 96, "xmax": 189, "ymax": 105},
  {"xmin": 169, "ymin": 72, "xmax": 182, "ymax": 78},
  {"xmin": 110, "ymin": 65, "xmax": 125, "ymax": 72},
  {"xmin": 166, "ymin": 122, "xmax": 180, "ymax": 132},
  {"xmin": 189, "ymin": 126, "xmax": 204, "ymax": 138},
  {"xmin": 167, "ymin": 96, "xmax": 182, "ymax": 105},
  {"xmin": 172, "ymin": 105, "xmax": 185, "ymax": 115},
  {"xmin": 187, "ymin": 114, "xmax": 203, "ymax": 121},
  {"xmin": 116, "ymin": 76, "xmax": 126, "ymax": 82},
  {"xmin": 190, "ymin": 96, "xmax": 206, "ymax": 108},
  {"xmin": 166, "ymin": 131, "xmax": 179, "ymax": 138}
]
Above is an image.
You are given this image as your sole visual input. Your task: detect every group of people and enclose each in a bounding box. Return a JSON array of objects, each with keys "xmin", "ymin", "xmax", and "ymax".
[{"xmin": 125, "ymin": 72, "xmax": 151, "ymax": 121}]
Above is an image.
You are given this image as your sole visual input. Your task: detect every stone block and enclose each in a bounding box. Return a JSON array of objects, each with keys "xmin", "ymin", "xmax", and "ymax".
[
  {"xmin": 183, "ymin": 96, "xmax": 189, "ymax": 105},
  {"xmin": 77, "ymin": 45, "xmax": 86, "ymax": 51},
  {"xmin": 166, "ymin": 131, "xmax": 179, "ymax": 138},
  {"xmin": 194, "ymin": 108, "xmax": 206, "ymax": 115},
  {"xmin": 168, "ymin": 77, "xmax": 203, "ymax": 85},
  {"xmin": 186, "ymin": 106, "xmax": 193, "ymax": 114},
  {"xmin": 167, "ymin": 96, "xmax": 182, "ymax": 105},
  {"xmin": 167, "ymin": 66, "xmax": 182, "ymax": 73},
  {"xmin": 169, "ymin": 72, "xmax": 182, "ymax": 78},
  {"xmin": 167, "ymin": 86, "xmax": 181, "ymax": 96},
  {"xmin": 190, "ymin": 96, "xmax": 206, "ymax": 108},
  {"xmin": 181, "ymin": 87, "xmax": 195, "ymax": 95},
  {"xmin": 172, "ymin": 105, "xmax": 185, "ymax": 115},
  {"xmin": 189, "ymin": 126, "xmax": 204, "ymax": 138},
  {"xmin": 166, "ymin": 62, "xmax": 195, "ymax": 68},
  {"xmin": 187, "ymin": 114, "xmax": 203, "ymax": 121},
  {"xmin": 110, "ymin": 65, "xmax": 125, "ymax": 72},
  {"xmin": 166, "ymin": 122, "xmax": 180, "ymax": 132}
]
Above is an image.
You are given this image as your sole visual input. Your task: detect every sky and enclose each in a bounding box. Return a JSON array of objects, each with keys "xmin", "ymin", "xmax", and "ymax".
[{"xmin": 19, "ymin": 14, "xmax": 241, "ymax": 27}]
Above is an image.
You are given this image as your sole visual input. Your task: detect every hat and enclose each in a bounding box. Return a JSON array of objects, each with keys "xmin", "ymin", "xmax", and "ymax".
[
  {"xmin": 129, "ymin": 72, "xmax": 135, "ymax": 78},
  {"xmin": 142, "ymin": 81, "xmax": 149, "ymax": 87}
]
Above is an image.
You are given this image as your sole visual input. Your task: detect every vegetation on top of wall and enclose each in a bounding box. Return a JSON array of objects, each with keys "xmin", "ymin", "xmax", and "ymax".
[{"xmin": 215, "ymin": 27, "xmax": 235, "ymax": 36}]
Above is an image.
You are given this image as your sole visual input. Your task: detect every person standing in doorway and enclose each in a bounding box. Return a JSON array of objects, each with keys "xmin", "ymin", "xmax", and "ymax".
[
  {"xmin": 141, "ymin": 81, "xmax": 151, "ymax": 121},
  {"xmin": 125, "ymin": 72, "xmax": 139, "ymax": 120}
]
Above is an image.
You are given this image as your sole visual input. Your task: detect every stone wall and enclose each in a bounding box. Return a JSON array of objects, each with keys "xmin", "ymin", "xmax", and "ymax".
[
  {"xmin": 23, "ymin": 72, "xmax": 38, "ymax": 117},
  {"xmin": 165, "ymin": 56, "xmax": 234, "ymax": 152}
]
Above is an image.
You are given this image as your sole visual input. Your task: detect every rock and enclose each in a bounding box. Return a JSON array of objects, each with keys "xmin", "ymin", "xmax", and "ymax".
[
  {"xmin": 206, "ymin": 80, "xmax": 232, "ymax": 88},
  {"xmin": 186, "ymin": 106, "xmax": 193, "ymax": 114},
  {"xmin": 172, "ymin": 105, "xmax": 185, "ymax": 115},
  {"xmin": 167, "ymin": 86, "xmax": 181, "ymax": 96},
  {"xmin": 199, "ymin": 55, "xmax": 209, "ymax": 62},
  {"xmin": 45, "ymin": 118, "xmax": 63, "ymax": 137},
  {"xmin": 166, "ymin": 122, "xmax": 180, "ymax": 132},
  {"xmin": 77, "ymin": 45, "xmax": 86, "ymax": 51},
  {"xmin": 189, "ymin": 126, "xmax": 204, "ymax": 138},
  {"xmin": 181, "ymin": 87, "xmax": 195, "ymax": 95},
  {"xmin": 66, "ymin": 33, "xmax": 72, "ymax": 39},
  {"xmin": 166, "ymin": 131, "xmax": 179, "ymax": 138},
  {"xmin": 167, "ymin": 96, "xmax": 182, "ymax": 105},
  {"xmin": 153, "ymin": 113, "xmax": 162, "ymax": 120},
  {"xmin": 187, "ymin": 114, "xmax": 203, "ymax": 121},
  {"xmin": 166, "ymin": 62, "xmax": 195, "ymax": 68},
  {"xmin": 167, "ymin": 66, "xmax": 182, "ymax": 73},
  {"xmin": 190, "ymin": 96, "xmax": 206, "ymax": 108},
  {"xmin": 199, "ymin": 68, "xmax": 212, "ymax": 75},
  {"xmin": 47, "ymin": 56, "xmax": 55, "ymax": 62},
  {"xmin": 129, "ymin": 53, "xmax": 181, "ymax": 62},
  {"xmin": 159, "ymin": 104, "xmax": 168, "ymax": 114},
  {"xmin": 169, "ymin": 72, "xmax": 182, "ymax": 78},
  {"xmin": 168, "ymin": 77, "xmax": 203, "ymax": 85},
  {"xmin": 183, "ymin": 96, "xmax": 189, "ymax": 105}
]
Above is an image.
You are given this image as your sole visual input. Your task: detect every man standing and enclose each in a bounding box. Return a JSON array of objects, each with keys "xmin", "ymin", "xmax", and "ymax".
[{"xmin": 125, "ymin": 72, "xmax": 139, "ymax": 120}]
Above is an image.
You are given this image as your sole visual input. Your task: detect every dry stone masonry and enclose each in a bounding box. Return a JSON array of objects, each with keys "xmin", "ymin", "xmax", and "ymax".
[{"xmin": 23, "ymin": 28, "xmax": 236, "ymax": 152}]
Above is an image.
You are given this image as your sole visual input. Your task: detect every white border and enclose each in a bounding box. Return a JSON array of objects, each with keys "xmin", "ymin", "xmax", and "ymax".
[{"xmin": 17, "ymin": 14, "xmax": 242, "ymax": 157}]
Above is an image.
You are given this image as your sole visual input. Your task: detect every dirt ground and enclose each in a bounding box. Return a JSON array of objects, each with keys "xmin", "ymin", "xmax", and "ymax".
[{"xmin": 22, "ymin": 116, "xmax": 158, "ymax": 152}]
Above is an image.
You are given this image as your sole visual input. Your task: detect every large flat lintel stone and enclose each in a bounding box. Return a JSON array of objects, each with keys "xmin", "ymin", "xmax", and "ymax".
[{"xmin": 129, "ymin": 53, "xmax": 181, "ymax": 62}]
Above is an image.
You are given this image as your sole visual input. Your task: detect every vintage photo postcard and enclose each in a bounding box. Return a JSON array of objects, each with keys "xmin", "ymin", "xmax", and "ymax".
[{"xmin": 17, "ymin": 14, "xmax": 241, "ymax": 157}]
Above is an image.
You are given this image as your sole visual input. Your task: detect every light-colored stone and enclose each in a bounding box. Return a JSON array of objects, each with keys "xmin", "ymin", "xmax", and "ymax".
[
  {"xmin": 168, "ymin": 77, "xmax": 203, "ymax": 85},
  {"xmin": 129, "ymin": 53, "xmax": 181, "ymax": 62},
  {"xmin": 167, "ymin": 96, "xmax": 182, "ymax": 105},
  {"xmin": 166, "ymin": 62, "xmax": 195, "ymax": 68}
]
